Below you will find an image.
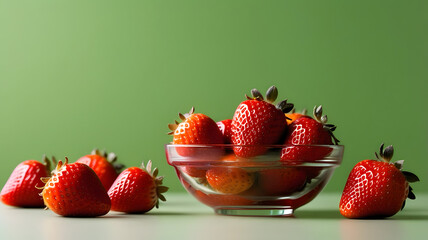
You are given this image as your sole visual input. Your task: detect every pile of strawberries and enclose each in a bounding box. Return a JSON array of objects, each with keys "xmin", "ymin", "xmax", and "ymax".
[
  {"xmin": 1, "ymin": 86, "xmax": 419, "ymax": 219},
  {"xmin": 168, "ymin": 85, "xmax": 419, "ymax": 218},
  {"xmin": 0, "ymin": 150, "xmax": 168, "ymax": 217},
  {"xmin": 168, "ymin": 86, "xmax": 339, "ymax": 201}
]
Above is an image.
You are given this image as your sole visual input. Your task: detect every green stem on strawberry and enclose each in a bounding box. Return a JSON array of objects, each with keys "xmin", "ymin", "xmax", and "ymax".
[
  {"xmin": 339, "ymin": 143, "xmax": 420, "ymax": 218},
  {"xmin": 289, "ymin": 108, "xmax": 308, "ymax": 115},
  {"xmin": 36, "ymin": 156, "xmax": 55, "ymax": 190},
  {"xmin": 375, "ymin": 143, "xmax": 394, "ymax": 163},
  {"xmin": 249, "ymin": 88, "xmax": 264, "ymax": 101},
  {"xmin": 266, "ymin": 86, "xmax": 278, "ymax": 103},
  {"xmin": 42, "ymin": 154, "xmax": 57, "ymax": 173},
  {"xmin": 374, "ymin": 143, "xmax": 420, "ymax": 208},
  {"xmin": 276, "ymin": 100, "xmax": 294, "ymax": 113},
  {"xmin": 141, "ymin": 160, "xmax": 169, "ymax": 208},
  {"xmin": 245, "ymin": 86, "xmax": 294, "ymax": 114},
  {"xmin": 167, "ymin": 107, "xmax": 196, "ymax": 135},
  {"xmin": 38, "ymin": 157, "xmax": 70, "ymax": 191},
  {"xmin": 313, "ymin": 105, "xmax": 340, "ymax": 145},
  {"xmin": 91, "ymin": 148, "xmax": 124, "ymax": 172},
  {"xmin": 91, "ymin": 149, "xmax": 116, "ymax": 162}
]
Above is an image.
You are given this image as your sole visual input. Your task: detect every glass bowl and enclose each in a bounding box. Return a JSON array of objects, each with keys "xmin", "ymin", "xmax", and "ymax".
[{"xmin": 165, "ymin": 144, "xmax": 344, "ymax": 217}]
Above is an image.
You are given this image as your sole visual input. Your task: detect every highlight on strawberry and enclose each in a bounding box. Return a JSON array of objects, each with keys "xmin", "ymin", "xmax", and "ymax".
[
  {"xmin": 216, "ymin": 119, "xmax": 233, "ymax": 144},
  {"xmin": 41, "ymin": 157, "xmax": 111, "ymax": 217},
  {"xmin": 231, "ymin": 85, "xmax": 294, "ymax": 157},
  {"xmin": 165, "ymin": 85, "xmax": 344, "ymax": 214},
  {"xmin": 339, "ymin": 144, "xmax": 419, "ymax": 219},
  {"xmin": 281, "ymin": 105, "xmax": 340, "ymax": 167},
  {"xmin": 168, "ymin": 107, "xmax": 224, "ymax": 159},
  {"xmin": 76, "ymin": 149, "xmax": 124, "ymax": 191},
  {"xmin": 108, "ymin": 160, "xmax": 168, "ymax": 213},
  {"xmin": 1, "ymin": 155, "xmax": 55, "ymax": 208},
  {"xmin": 168, "ymin": 107, "xmax": 223, "ymax": 145}
]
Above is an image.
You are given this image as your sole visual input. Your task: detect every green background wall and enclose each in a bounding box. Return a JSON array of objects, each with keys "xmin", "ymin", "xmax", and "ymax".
[{"xmin": 1, "ymin": 0, "xmax": 427, "ymax": 194}]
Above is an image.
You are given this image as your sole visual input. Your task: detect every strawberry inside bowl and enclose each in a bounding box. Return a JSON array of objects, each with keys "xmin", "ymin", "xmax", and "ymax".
[{"xmin": 165, "ymin": 144, "xmax": 344, "ymax": 217}]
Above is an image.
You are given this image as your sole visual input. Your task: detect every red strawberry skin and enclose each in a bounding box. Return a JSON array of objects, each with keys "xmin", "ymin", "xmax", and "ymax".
[
  {"xmin": 339, "ymin": 160, "xmax": 409, "ymax": 218},
  {"xmin": 42, "ymin": 162, "xmax": 111, "ymax": 217},
  {"xmin": 76, "ymin": 154, "xmax": 118, "ymax": 190},
  {"xmin": 281, "ymin": 117, "xmax": 333, "ymax": 162},
  {"xmin": 181, "ymin": 165, "xmax": 207, "ymax": 179},
  {"xmin": 173, "ymin": 114, "xmax": 225, "ymax": 174},
  {"xmin": 217, "ymin": 119, "xmax": 233, "ymax": 144},
  {"xmin": 108, "ymin": 167, "xmax": 157, "ymax": 213},
  {"xmin": 173, "ymin": 113, "xmax": 223, "ymax": 145},
  {"xmin": 173, "ymin": 113, "xmax": 224, "ymax": 158},
  {"xmin": 258, "ymin": 168, "xmax": 307, "ymax": 195},
  {"xmin": 1, "ymin": 160, "xmax": 49, "ymax": 207},
  {"xmin": 231, "ymin": 100, "xmax": 287, "ymax": 157}
]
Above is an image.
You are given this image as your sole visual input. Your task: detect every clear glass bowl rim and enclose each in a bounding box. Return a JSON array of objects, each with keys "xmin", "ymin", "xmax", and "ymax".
[
  {"xmin": 165, "ymin": 143, "xmax": 344, "ymax": 148},
  {"xmin": 165, "ymin": 144, "xmax": 344, "ymax": 166}
]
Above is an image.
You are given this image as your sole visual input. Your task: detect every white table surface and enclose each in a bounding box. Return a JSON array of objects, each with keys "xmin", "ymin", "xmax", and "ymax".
[{"xmin": 0, "ymin": 192, "xmax": 426, "ymax": 240}]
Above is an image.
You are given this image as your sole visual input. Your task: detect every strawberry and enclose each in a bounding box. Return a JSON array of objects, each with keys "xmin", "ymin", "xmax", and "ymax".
[
  {"xmin": 108, "ymin": 160, "xmax": 168, "ymax": 213},
  {"xmin": 231, "ymin": 86, "xmax": 293, "ymax": 157},
  {"xmin": 339, "ymin": 144, "xmax": 419, "ymax": 219},
  {"xmin": 41, "ymin": 157, "xmax": 111, "ymax": 217},
  {"xmin": 206, "ymin": 167, "xmax": 255, "ymax": 194},
  {"xmin": 281, "ymin": 106, "xmax": 339, "ymax": 181},
  {"xmin": 76, "ymin": 149, "xmax": 124, "ymax": 190},
  {"xmin": 180, "ymin": 165, "xmax": 207, "ymax": 179},
  {"xmin": 281, "ymin": 105, "xmax": 339, "ymax": 163},
  {"xmin": 217, "ymin": 119, "xmax": 233, "ymax": 144},
  {"xmin": 1, "ymin": 155, "xmax": 54, "ymax": 208},
  {"xmin": 168, "ymin": 107, "xmax": 224, "ymax": 159},
  {"xmin": 180, "ymin": 177, "xmax": 254, "ymax": 206},
  {"xmin": 258, "ymin": 168, "xmax": 307, "ymax": 195},
  {"xmin": 285, "ymin": 108, "xmax": 307, "ymax": 125},
  {"xmin": 182, "ymin": 154, "xmax": 257, "ymax": 182}
]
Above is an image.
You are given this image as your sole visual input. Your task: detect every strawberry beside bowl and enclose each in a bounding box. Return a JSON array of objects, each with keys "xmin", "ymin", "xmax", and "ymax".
[{"xmin": 165, "ymin": 144, "xmax": 344, "ymax": 217}]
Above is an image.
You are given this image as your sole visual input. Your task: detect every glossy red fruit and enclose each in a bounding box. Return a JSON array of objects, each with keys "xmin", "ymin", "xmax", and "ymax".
[
  {"xmin": 206, "ymin": 167, "xmax": 255, "ymax": 194},
  {"xmin": 231, "ymin": 86, "xmax": 293, "ymax": 158},
  {"xmin": 281, "ymin": 106, "xmax": 339, "ymax": 180},
  {"xmin": 281, "ymin": 105, "xmax": 339, "ymax": 161},
  {"xmin": 76, "ymin": 149, "xmax": 123, "ymax": 191},
  {"xmin": 1, "ymin": 156, "xmax": 53, "ymax": 208},
  {"xmin": 217, "ymin": 119, "xmax": 233, "ymax": 144},
  {"xmin": 181, "ymin": 165, "xmax": 207, "ymax": 179},
  {"xmin": 258, "ymin": 168, "xmax": 307, "ymax": 195},
  {"xmin": 42, "ymin": 158, "xmax": 111, "ymax": 217},
  {"xmin": 285, "ymin": 108, "xmax": 308, "ymax": 125},
  {"xmin": 187, "ymin": 153, "xmax": 257, "ymax": 182},
  {"xmin": 108, "ymin": 160, "xmax": 168, "ymax": 213},
  {"xmin": 339, "ymin": 144, "xmax": 419, "ymax": 219},
  {"xmin": 168, "ymin": 107, "xmax": 224, "ymax": 158}
]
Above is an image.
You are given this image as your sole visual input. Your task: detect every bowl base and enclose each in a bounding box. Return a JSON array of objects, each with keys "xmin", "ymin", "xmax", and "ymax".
[{"xmin": 214, "ymin": 206, "xmax": 294, "ymax": 217}]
